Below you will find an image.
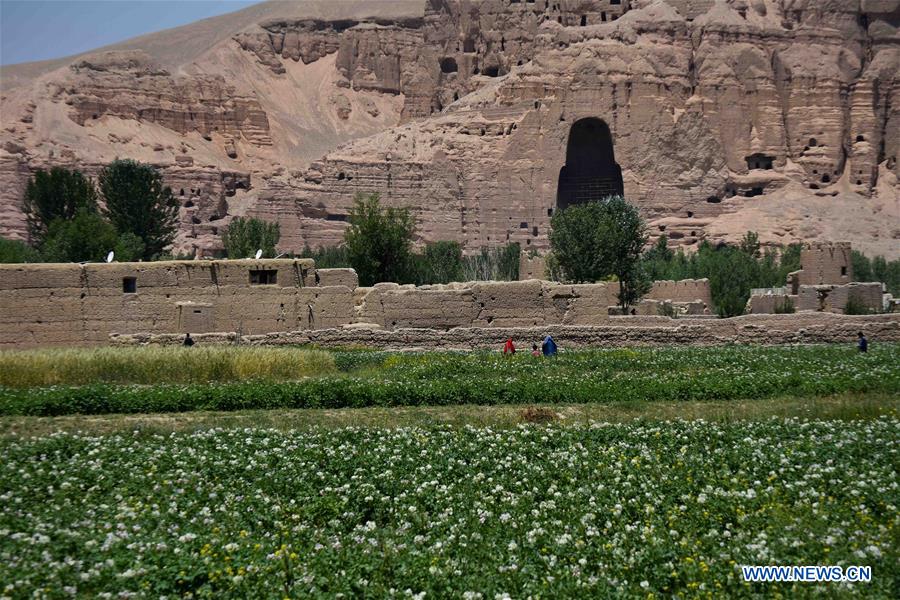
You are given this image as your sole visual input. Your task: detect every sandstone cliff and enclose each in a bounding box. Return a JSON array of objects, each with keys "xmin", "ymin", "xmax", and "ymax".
[{"xmin": 1, "ymin": 0, "xmax": 898, "ymax": 258}]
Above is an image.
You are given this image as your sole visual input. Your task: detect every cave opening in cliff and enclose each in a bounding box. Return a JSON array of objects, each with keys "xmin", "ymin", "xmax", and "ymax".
[{"xmin": 556, "ymin": 118, "xmax": 624, "ymax": 210}]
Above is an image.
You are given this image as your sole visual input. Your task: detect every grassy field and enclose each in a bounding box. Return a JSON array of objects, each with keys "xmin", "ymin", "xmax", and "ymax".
[
  {"xmin": 1, "ymin": 393, "xmax": 897, "ymax": 438},
  {"xmin": 2, "ymin": 418, "xmax": 897, "ymax": 597},
  {"xmin": 1, "ymin": 344, "xmax": 897, "ymax": 416},
  {"xmin": 0, "ymin": 346, "xmax": 336, "ymax": 387}
]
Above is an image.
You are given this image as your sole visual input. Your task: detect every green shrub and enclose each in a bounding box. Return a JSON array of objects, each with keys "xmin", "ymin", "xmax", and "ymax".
[
  {"xmin": 774, "ymin": 297, "xmax": 795, "ymax": 314},
  {"xmin": 222, "ymin": 217, "xmax": 280, "ymax": 259},
  {"xmin": 0, "ymin": 237, "xmax": 42, "ymax": 263},
  {"xmin": 462, "ymin": 243, "xmax": 520, "ymax": 281},
  {"xmin": 844, "ymin": 296, "xmax": 876, "ymax": 315},
  {"xmin": 345, "ymin": 192, "xmax": 415, "ymax": 286}
]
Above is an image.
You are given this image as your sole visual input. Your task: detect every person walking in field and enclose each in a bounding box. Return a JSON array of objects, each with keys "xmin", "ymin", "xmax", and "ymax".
[
  {"xmin": 541, "ymin": 335, "xmax": 557, "ymax": 357},
  {"xmin": 183, "ymin": 333, "xmax": 195, "ymax": 347},
  {"xmin": 858, "ymin": 331, "xmax": 868, "ymax": 353},
  {"xmin": 502, "ymin": 338, "xmax": 516, "ymax": 354}
]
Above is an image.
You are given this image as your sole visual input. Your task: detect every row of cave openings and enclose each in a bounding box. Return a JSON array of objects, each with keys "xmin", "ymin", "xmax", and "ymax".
[
  {"xmin": 320, "ymin": 118, "xmax": 874, "ymax": 226},
  {"xmin": 437, "ymin": 1, "xmax": 625, "ymax": 78}
]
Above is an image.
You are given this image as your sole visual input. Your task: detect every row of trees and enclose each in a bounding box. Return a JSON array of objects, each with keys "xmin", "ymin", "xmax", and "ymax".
[
  {"xmin": 301, "ymin": 193, "xmax": 520, "ymax": 286},
  {"xmin": 642, "ymin": 232, "xmax": 802, "ymax": 317},
  {"xmin": 3, "ymin": 162, "xmax": 179, "ymax": 263},
  {"xmin": 3, "ymin": 171, "xmax": 896, "ymax": 316},
  {"xmin": 852, "ymin": 251, "xmax": 900, "ymax": 296}
]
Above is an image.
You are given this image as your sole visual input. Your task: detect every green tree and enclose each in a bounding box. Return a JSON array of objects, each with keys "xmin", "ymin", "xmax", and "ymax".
[
  {"xmin": 851, "ymin": 250, "xmax": 873, "ymax": 282},
  {"xmin": 40, "ymin": 209, "xmax": 119, "ymax": 263},
  {"xmin": 0, "ymin": 236, "xmax": 42, "ymax": 263},
  {"xmin": 642, "ymin": 234, "xmax": 674, "ymax": 280},
  {"xmin": 300, "ymin": 245, "xmax": 351, "ymax": 268},
  {"xmin": 222, "ymin": 217, "xmax": 281, "ymax": 259},
  {"xmin": 113, "ymin": 232, "xmax": 146, "ymax": 262},
  {"xmin": 461, "ymin": 243, "xmax": 522, "ymax": 282},
  {"xmin": 99, "ymin": 160, "xmax": 179, "ymax": 260},
  {"xmin": 550, "ymin": 196, "xmax": 650, "ymax": 310},
  {"xmin": 418, "ymin": 241, "xmax": 463, "ymax": 284},
  {"xmin": 739, "ymin": 231, "xmax": 761, "ymax": 259},
  {"xmin": 345, "ymin": 192, "xmax": 415, "ymax": 286},
  {"xmin": 22, "ymin": 167, "xmax": 98, "ymax": 245}
]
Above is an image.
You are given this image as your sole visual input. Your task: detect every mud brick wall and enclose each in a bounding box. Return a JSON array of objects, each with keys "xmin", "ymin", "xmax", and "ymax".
[
  {"xmin": 645, "ymin": 279, "xmax": 713, "ymax": 306},
  {"xmin": 1, "ymin": 260, "xmax": 715, "ymax": 348},
  {"xmin": 798, "ymin": 242, "xmax": 853, "ymax": 286},
  {"xmin": 114, "ymin": 313, "xmax": 900, "ymax": 350},
  {"xmin": 0, "ymin": 259, "xmax": 356, "ymax": 349}
]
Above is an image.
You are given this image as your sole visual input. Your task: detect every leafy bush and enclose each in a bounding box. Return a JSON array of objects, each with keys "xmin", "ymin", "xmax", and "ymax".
[
  {"xmin": 345, "ymin": 192, "xmax": 415, "ymax": 286},
  {"xmin": 415, "ymin": 241, "xmax": 464, "ymax": 284},
  {"xmin": 642, "ymin": 234, "xmax": 804, "ymax": 318},
  {"xmin": 299, "ymin": 245, "xmax": 352, "ymax": 269},
  {"xmin": 23, "ymin": 166, "xmax": 98, "ymax": 245},
  {"xmin": 461, "ymin": 243, "xmax": 521, "ymax": 282},
  {"xmin": 0, "ymin": 237, "xmax": 42, "ymax": 263},
  {"xmin": 852, "ymin": 250, "xmax": 900, "ymax": 295},
  {"xmin": 774, "ymin": 297, "xmax": 795, "ymax": 314},
  {"xmin": 844, "ymin": 296, "xmax": 876, "ymax": 315},
  {"xmin": 222, "ymin": 217, "xmax": 280, "ymax": 259},
  {"xmin": 550, "ymin": 196, "xmax": 649, "ymax": 310},
  {"xmin": 39, "ymin": 209, "xmax": 120, "ymax": 263}
]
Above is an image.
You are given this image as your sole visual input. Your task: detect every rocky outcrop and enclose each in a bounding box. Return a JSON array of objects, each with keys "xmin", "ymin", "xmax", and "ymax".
[
  {"xmin": 1, "ymin": 0, "xmax": 899, "ymax": 259},
  {"xmin": 63, "ymin": 51, "xmax": 272, "ymax": 145}
]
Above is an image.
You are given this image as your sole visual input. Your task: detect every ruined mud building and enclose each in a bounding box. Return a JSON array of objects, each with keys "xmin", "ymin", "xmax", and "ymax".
[
  {"xmin": 0, "ymin": 241, "xmax": 893, "ymax": 349},
  {"xmin": 747, "ymin": 242, "xmax": 889, "ymax": 314}
]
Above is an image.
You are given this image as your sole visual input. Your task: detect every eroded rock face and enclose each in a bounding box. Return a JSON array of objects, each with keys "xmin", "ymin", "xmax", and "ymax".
[
  {"xmin": 64, "ymin": 52, "xmax": 272, "ymax": 146},
  {"xmin": 1, "ymin": 0, "xmax": 898, "ymax": 258},
  {"xmin": 263, "ymin": 0, "xmax": 899, "ymax": 255}
]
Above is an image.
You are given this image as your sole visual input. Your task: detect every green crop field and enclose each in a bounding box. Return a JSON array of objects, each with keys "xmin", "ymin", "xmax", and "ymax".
[
  {"xmin": 1, "ymin": 419, "xmax": 897, "ymax": 598},
  {"xmin": 1, "ymin": 343, "xmax": 897, "ymax": 597},
  {"xmin": 1, "ymin": 344, "xmax": 898, "ymax": 416}
]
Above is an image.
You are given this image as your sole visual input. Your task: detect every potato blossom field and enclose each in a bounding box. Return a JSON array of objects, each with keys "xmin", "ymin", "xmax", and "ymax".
[{"xmin": 1, "ymin": 418, "xmax": 897, "ymax": 598}]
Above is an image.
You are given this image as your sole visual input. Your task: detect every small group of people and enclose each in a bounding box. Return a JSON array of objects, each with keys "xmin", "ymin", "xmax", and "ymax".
[{"xmin": 502, "ymin": 335, "xmax": 557, "ymax": 357}]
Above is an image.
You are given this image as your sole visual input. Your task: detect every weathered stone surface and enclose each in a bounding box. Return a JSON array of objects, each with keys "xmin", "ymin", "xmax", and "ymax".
[
  {"xmin": 111, "ymin": 313, "xmax": 900, "ymax": 349},
  {"xmin": 1, "ymin": 0, "xmax": 898, "ymax": 258}
]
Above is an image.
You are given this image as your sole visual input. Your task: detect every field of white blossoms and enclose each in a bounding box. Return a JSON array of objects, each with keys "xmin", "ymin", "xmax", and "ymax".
[{"xmin": 1, "ymin": 418, "xmax": 897, "ymax": 598}]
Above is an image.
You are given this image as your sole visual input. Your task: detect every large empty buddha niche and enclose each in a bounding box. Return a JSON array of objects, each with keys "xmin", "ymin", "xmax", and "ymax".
[{"xmin": 556, "ymin": 118, "xmax": 624, "ymax": 210}]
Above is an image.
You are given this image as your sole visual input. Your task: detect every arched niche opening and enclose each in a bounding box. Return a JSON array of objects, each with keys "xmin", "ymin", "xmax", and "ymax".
[{"xmin": 556, "ymin": 118, "xmax": 624, "ymax": 210}]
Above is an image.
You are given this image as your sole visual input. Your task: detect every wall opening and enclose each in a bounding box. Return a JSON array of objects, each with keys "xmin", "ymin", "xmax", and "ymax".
[
  {"xmin": 745, "ymin": 153, "xmax": 774, "ymax": 170},
  {"xmin": 556, "ymin": 118, "xmax": 624, "ymax": 210},
  {"xmin": 122, "ymin": 277, "xmax": 137, "ymax": 294},
  {"xmin": 249, "ymin": 270, "xmax": 278, "ymax": 285},
  {"xmin": 439, "ymin": 57, "xmax": 458, "ymax": 73}
]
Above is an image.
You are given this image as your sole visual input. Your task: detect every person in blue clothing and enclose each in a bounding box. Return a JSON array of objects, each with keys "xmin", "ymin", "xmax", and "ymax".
[
  {"xmin": 858, "ymin": 331, "xmax": 868, "ymax": 353},
  {"xmin": 541, "ymin": 335, "xmax": 558, "ymax": 357}
]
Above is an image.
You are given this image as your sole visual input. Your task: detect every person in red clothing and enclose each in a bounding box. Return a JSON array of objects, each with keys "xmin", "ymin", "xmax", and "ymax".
[{"xmin": 502, "ymin": 338, "xmax": 516, "ymax": 354}]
